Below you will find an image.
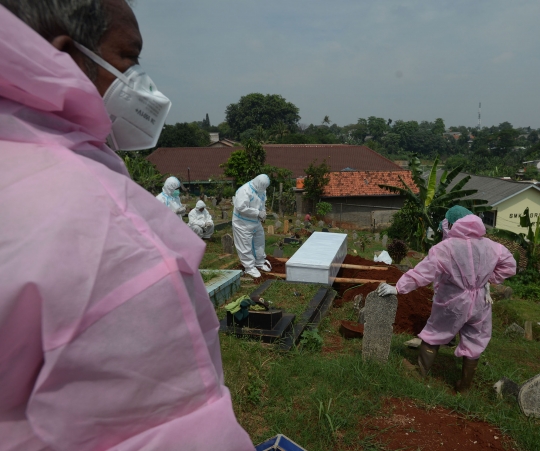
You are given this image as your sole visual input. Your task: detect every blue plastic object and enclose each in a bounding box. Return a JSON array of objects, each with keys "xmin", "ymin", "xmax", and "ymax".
[{"xmin": 255, "ymin": 434, "xmax": 308, "ymax": 451}]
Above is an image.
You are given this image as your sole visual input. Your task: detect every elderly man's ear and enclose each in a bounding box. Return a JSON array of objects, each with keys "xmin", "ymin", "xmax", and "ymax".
[{"xmin": 51, "ymin": 35, "xmax": 88, "ymax": 75}]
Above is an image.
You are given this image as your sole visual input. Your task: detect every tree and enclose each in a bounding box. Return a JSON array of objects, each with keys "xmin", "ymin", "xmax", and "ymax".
[
  {"xmin": 303, "ymin": 159, "xmax": 331, "ymax": 205},
  {"xmin": 322, "ymin": 115, "xmax": 331, "ymax": 125},
  {"xmin": 225, "ymin": 93, "xmax": 300, "ymax": 138},
  {"xmin": 432, "ymin": 118, "xmax": 445, "ymax": 135},
  {"xmin": 220, "ymin": 138, "xmax": 266, "ymax": 186},
  {"xmin": 524, "ymin": 166, "xmax": 539, "ymax": 180},
  {"xmin": 122, "ymin": 153, "xmax": 165, "ymax": 195},
  {"xmin": 367, "ymin": 116, "xmax": 387, "ymax": 141},
  {"xmin": 156, "ymin": 123, "xmax": 210, "ymax": 148},
  {"xmin": 379, "ymin": 154, "xmax": 491, "ymax": 251}
]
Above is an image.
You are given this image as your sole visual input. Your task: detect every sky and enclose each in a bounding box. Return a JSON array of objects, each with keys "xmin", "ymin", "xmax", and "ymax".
[{"xmin": 132, "ymin": 0, "xmax": 540, "ymax": 129}]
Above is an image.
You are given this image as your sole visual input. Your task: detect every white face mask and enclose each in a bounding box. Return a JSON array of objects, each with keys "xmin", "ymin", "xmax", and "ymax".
[{"xmin": 73, "ymin": 42, "xmax": 171, "ymax": 151}]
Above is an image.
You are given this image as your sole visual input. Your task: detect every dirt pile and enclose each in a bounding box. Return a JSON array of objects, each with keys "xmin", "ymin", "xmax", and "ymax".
[
  {"xmin": 260, "ymin": 255, "xmax": 433, "ymax": 335},
  {"xmin": 361, "ymin": 398, "xmax": 516, "ymax": 451},
  {"xmin": 334, "ymin": 255, "xmax": 432, "ymax": 335}
]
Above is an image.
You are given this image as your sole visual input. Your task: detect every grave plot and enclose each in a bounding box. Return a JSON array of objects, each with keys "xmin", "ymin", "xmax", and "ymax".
[
  {"xmin": 200, "ymin": 269, "xmax": 242, "ymax": 306},
  {"xmin": 219, "ymin": 280, "xmax": 336, "ymax": 351}
]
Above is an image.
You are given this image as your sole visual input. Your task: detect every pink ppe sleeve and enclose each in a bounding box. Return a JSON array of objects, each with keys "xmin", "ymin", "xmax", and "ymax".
[
  {"xmin": 396, "ymin": 248, "xmax": 440, "ymax": 295},
  {"xmin": 489, "ymin": 244, "xmax": 517, "ymax": 285}
]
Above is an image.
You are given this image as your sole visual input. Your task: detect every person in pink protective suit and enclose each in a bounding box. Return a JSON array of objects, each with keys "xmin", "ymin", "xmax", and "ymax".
[
  {"xmin": 378, "ymin": 206, "xmax": 516, "ymax": 393},
  {"xmin": 0, "ymin": 1, "xmax": 254, "ymax": 450}
]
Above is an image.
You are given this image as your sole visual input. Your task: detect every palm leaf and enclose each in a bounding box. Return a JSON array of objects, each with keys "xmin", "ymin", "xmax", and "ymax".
[
  {"xmin": 450, "ymin": 175, "xmax": 472, "ymax": 193},
  {"xmin": 425, "ymin": 156, "xmax": 439, "ymax": 207},
  {"xmin": 435, "ymin": 164, "xmax": 463, "ymax": 196},
  {"xmin": 490, "ymin": 228, "xmax": 527, "ymax": 248}
]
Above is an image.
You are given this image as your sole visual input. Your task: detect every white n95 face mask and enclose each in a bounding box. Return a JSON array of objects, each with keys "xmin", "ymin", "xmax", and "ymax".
[{"xmin": 73, "ymin": 42, "xmax": 171, "ymax": 151}]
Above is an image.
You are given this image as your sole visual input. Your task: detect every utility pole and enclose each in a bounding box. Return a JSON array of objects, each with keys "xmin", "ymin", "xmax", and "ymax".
[{"xmin": 478, "ymin": 102, "xmax": 481, "ymax": 129}]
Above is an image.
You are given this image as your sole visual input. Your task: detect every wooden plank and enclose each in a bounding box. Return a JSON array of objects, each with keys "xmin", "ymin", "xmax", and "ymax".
[
  {"xmin": 334, "ymin": 277, "xmax": 385, "ymax": 284},
  {"xmin": 273, "ymin": 257, "xmax": 387, "ymax": 271}
]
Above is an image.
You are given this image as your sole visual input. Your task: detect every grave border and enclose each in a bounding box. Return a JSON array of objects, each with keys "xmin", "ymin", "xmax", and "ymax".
[{"xmin": 219, "ymin": 279, "xmax": 336, "ymax": 351}]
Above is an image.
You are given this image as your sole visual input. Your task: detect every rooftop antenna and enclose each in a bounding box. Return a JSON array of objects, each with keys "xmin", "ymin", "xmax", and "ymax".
[{"xmin": 478, "ymin": 102, "xmax": 481, "ymax": 129}]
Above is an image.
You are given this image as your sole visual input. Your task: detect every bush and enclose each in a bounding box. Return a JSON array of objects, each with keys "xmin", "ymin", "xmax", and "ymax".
[
  {"xmin": 387, "ymin": 239, "xmax": 408, "ymax": 264},
  {"xmin": 505, "ymin": 270, "xmax": 540, "ymax": 301},
  {"xmin": 316, "ymin": 202, "xmax": 332, "ymax": 217}
]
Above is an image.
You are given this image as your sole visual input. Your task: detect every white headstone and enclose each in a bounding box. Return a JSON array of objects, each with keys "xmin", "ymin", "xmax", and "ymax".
[
  {"xmin": 519, "ymin": 374, "xmax": 540, "ymax": 418},
  {"xmin": 374, "ymin": 233, "xmax": 380, "ymax": 242},
  {"xmin": 382, "ymin": 234, "xmax": 388, "ymax": 248},
  {"xmin": 296, "ymin": 219, "xmax": 302, "ymax": 227},
  {"xmin": 211, "ymin": 198, "xmax": 217, "ymax": 207},
  {"xmin": 221, "ymin": 234, "xmax": 234, "ymax": 254},
  {"xmin": 222, "ymin": 210, "xmax": 229, "ymax": 220},
  {"xmin": 274, "ymin": 220, "xmax": 282, "ymax": 229},
  {"xmin": 318, "ymin": 221, "xmax": 325, "ymax": 228}
]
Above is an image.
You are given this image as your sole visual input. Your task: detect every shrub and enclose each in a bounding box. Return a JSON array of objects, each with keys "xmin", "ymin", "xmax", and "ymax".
[
  {"xmin": 387, "ymin": 239, "xmax": 408, "ymax": 264},
  {"xmin": 316, "ymin": 202, "xmax": 332, "ymax": 217}
]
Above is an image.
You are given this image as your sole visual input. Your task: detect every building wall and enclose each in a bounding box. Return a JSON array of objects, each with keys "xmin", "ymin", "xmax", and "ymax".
[
  {"xmin": 295, "ymin": 192, "xmax": 404, "ymax": 230},
  {"xmin": 495, "ymin": 188, "xmax": 540, "ymax": 234}
]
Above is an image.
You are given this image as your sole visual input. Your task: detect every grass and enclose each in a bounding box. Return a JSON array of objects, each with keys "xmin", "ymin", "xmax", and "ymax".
[
  {"xmin": 204, "ymin": 221, "xmax": 540, "ymax": 450},
  {"xmin": 200, "ymin": 269, "xmax": 222, "ymax": 284},
  {"xmin": 261, "ymin": 281, "xmax": 322, "ymax": 318}
]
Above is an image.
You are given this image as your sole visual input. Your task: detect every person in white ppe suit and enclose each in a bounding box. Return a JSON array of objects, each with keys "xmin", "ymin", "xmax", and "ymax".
[
  {"xmin": 232, "ymin": 174, "xmax": 273, "ymax": 278},
  {"xmin": 188, "ymin": 200, "xmax": 214, "ymax": 239},
  {"xmin": 156, "ymin": 176, "xmax": 186, "ymax": 216}
]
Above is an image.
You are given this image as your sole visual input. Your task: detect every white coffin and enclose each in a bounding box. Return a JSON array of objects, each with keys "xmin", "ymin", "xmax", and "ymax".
[{"xmin": 286, "ymin": 232, "xmax": 348, "ymax": 284}]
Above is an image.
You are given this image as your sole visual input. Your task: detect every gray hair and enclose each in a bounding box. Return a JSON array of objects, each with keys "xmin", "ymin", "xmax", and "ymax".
[{"xmin": 0, "ymin": 0, "xmax": 132, "ymax": 79}]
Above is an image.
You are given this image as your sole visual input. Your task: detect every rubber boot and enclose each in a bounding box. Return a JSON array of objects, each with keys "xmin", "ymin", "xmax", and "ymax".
[
  {"xmin": 418, "ymin": 341, "xmax": 440, "ymax": 378},
  {"xmin": 456, "ymin": 357, "xmax": 479, "ymax": 393}
]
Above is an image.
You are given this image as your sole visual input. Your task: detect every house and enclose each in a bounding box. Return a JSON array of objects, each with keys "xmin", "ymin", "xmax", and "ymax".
[
  {"xmin": 147, "ymin": 145, "xmax": 415, "ymax": 226},
  {"xmin": 437, "ymin": 171, "xmax": 540, "ymax": 234},
  {"xmin": 147, "ymin": 144, "xmax": 405, "ymax": 183},
  {"xmin": 295, "ymin": 170, "xmax": 417, "ymax": 229}
]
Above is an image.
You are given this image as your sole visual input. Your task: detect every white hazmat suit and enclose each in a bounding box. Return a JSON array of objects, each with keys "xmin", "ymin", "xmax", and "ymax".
[
  {"xmin": 156, "ymin": 176, "xmax": 186, "ymax": 216},
  {"xmin": 189, "ymin": 200, "xmax": 214, "ymax": 239},
  {"xmin": 232, "ymin": 174, "xmax": 272, "ymax": 277}
]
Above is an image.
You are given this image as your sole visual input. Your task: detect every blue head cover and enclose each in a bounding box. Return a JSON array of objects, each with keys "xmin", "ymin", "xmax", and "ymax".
[{"xmin": 445, "ymin": 205, "xmax": 473, "ymax": 224}]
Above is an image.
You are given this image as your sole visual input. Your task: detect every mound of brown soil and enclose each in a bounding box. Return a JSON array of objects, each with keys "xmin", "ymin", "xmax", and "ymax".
[
  {"xmin": 361, "ymin": 398, "xmax": 517, "ymax": 451},
  {"xmin": 334, "ymin": 255, "xmax": 432, "ymax": 335}
]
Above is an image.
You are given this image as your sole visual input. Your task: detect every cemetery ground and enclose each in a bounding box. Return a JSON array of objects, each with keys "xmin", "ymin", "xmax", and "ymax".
[{"xmin": 190, "ymin": 201, "xmax": 540, "ymax": 450}]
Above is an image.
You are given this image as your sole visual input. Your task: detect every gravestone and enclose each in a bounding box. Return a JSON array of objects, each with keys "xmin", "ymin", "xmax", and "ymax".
[
  {"xmin": 505, "ymin": 322, "xmax": 525, "ymax": 338},
  {"xmin": 221, "ymin": 234, "xmax": 234, "ymax": 254},
  {"xmin": 317, "ymin": 221, "xmax": 325, "ymax": 228},
  {"xmin": 203, "ymin": 195, "xmax": 208, "ymax": 202},
  {"xmin": 267, "ymin": 225, "xmax": 275, "ymax": 235},
  {"xmin": 331, "ymin": 220, "xmax": 336, "ymax": 228},
  {"xmin": 352, "ymin": 232, "xmax": 358, "ymax": 240},
  {"xmin": 283, "ymin": 220, "xmax": 289, "ymax": 234},
  {"xmin": 211, "ymin": 198, "xmax": 217, "ymax": 207},
  {"xmin": 525, "ymin": 321, "xmax": 533, "ymax": 341},
  {"xmin": 273, "ymin": 248, "xmax": 284, "ymax": 258},
  {"xmin": 221, "ymin": 210, "xmax": 229, "ymax": 220},
  {"xmin": 274, "ymin": 220, "xmax": 282, "ymax": 230},
  {"xmin": 296, "ymin": 219, "xmax": 302, "ymax": 227},
  {"xmin": 519, "ymin": 374, "xmax": 540, "ymax": 418},
  {"xmin": 382, "ymin": 234, "xmax": 388, "ymax": 248},
  {"xmin": 272, "ymin": 212, "xmax": 279, "ymax": 220},
  {"xmin": 362, "ymin": 291, "xmax": 398, "ymax": 363},
  {"xmin": 374, "ymin": 233, "xmax": 380, "ymax": 242}
]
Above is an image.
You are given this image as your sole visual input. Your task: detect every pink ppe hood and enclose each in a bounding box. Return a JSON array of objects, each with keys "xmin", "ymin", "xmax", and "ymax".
[
  {"xmin": 0, "ymin": 6, "xmax": 253, "ymax": 451},
  {"xmin": 396, "ymin": 215, "xmax": 516, "ymax": 359}
]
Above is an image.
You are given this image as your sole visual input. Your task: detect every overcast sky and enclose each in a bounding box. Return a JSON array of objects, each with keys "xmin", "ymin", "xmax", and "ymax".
[{"xmin": 132, "ymin": 0, "xmax": 540, "ymax": 129}]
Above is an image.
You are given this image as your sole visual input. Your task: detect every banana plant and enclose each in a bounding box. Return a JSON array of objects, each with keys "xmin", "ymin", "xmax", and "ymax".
[
  {"xmin": 491, "ymin": 207, "xmax": 540, "ymax": 271},
  {"xmin": 379, "ymin": 154, "xmax": 491, "ymax": 251}
]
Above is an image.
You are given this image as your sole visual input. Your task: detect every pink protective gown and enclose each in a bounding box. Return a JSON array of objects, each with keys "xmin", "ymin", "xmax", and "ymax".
[
  {"xmin": 0, "ymin": 6, "xmax": 253, "ymax": 451},
  {"xmin": 396, "ymin": 215, "xmax": 516, "ymax": 359}
]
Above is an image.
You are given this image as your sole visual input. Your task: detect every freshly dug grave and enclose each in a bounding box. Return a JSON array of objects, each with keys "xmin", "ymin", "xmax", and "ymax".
[
  {"xmin": 360, "ymin": 398, "xmax": 517, "ymax": 451},
  {"xmin": 258, "ymin": 255, "xmax": 433, "ymax": 335},
  {"xmin": 334, "ymin": 255, "xmax": 433, "ymax": 335}
]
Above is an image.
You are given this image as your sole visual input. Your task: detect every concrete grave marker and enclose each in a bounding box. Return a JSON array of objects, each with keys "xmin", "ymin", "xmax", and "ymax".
[
  {"xmin": 317, "ymin": 221, "xmax": 325, "ymax": 228},
  {"xmin": 273, "ymin": 248, "xmax": 284, "ymax": 258},
  {"xmin": 382, "ymin": 234, "xmax": 388, "ymax": 248},
  {"xmin": 525, "ymin": 321, "xmax": 533, "ymax": 341},
  {"xmin": 211, "ymin": 198, "xmax": 217, "ymax": 207},
  {"xmin": 274, "ymin": 220, "xmax": 282, "ymax": 230},
  {"xmin": 374, "ymin": 233, "xmax": 380, "ymax": 242},
  {"xmin": 267, "ymin": 225, "xmax": 275, "ymax": 235},
  {"xmin": 272, "ymin": 212, "xmax": 279, "ymax": 220},
  {"xmin": 221, "ymin": 234, "xmax": 234, "ymax": 254},
  {"xmin": 352, "ymin": 232, "xmax": 358, "ymax": 240},
  {"xmin": 221, "ymin": 210, "xmax": 229, "ymax": 220},
  {"xmin": 505, "ymin": 322, "xmax": 525, "ymax": 338},
  {"xmin": 203, "ymin": 195, "xmax": 208, "ymax": 202},
  {"xmin": 283, "ymin": 220, "xmax": 289, "ymax": 234},
  {"xmin": 362, "ymin": 291, "xmax": 398, "ymax": 363},
  {"xmin": 296, "ymin": 219, "xmax": 302, "ymax": 227},
  {"xmin": 519, "ymin": 374, "xmax": 540, "ymax": 418}
]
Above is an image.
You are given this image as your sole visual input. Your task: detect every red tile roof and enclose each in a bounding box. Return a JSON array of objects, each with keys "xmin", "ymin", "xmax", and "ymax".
[
  {"xmin": 323, "ymin": 171, "xmax": 419, "ymax": 197},
  {"xmin": 147, "ymin": 144, "xmax": 404, "ymax": 182}
]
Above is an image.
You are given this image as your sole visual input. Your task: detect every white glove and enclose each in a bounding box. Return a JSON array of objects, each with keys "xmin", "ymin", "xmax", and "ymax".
[
  {"xmin": 206, "ymin": 221, "xmax": 213, "ymax": 228},
  {"xmin": 258, "ymin": 210, "xmax": 267, "ymax": 221},
  {"xmin": 485, "ymin": 282, "xmax": 493, "ymax": 305},
  {"xmin": 377, "ymin": 283, "xmax": 398, "ymax": 297}
]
